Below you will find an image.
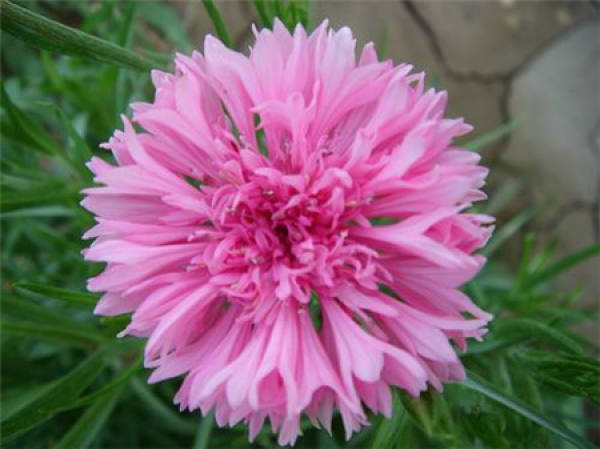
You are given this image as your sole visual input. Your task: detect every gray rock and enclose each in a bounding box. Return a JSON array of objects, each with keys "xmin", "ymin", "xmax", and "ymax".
[
  {"xmin": 506, "ymin": 22, "xmax": 599, "ymax": 207},
  {"xmin": 411, "ymin": 0, "xmax": 596, "ymax": 76},
  {"xmin": 504, "ymin": 21, "xmax": 599, "ymax": 312}
]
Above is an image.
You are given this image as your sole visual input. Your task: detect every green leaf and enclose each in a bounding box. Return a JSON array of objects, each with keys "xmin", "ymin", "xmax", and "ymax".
[
  {"xmin": 462, "ymin": 371, "xmax": 595, "ymax": 449},
  {"xmin": 269, "ymin": 0, "xmax": 285, "ymax": 24},
  {"xmin": 137, "ymin": 2, "xmax": 191, "ymax": 52},
  {"xmin": 58, "ymin": 356, "xmax": 142, "ymax": 412},
  {"xmin": 482, "ymin": 207, "xmax": 537, "ymax": 257},
  {"xmin": 526, "ymin": 243, "xmax": 600, "ymax": 288},
  {"xmin": 515, "ymin": 352, "xmax": 600, "ymax": 405},
  {"xmin": 112, "ymin": 3, "xmax": 138, "ymax": 115},
  {"xmin": 54, "ymin": 385, "xmax": 123, "ymax": 449},
  {"xmin": 370, "ymin": 392, "xmax": 411, "ymax": 448},
  {"xmin": 515, "ymin": 233, "xmax": 536, "ymax": 288},
  {"xmin": 1, "ymin": 318, "xmax": 107, "ymax": 347},
  {"xmin": 464, "ymin": 119, "xmax": 519, "ymax": 151},
  {"xmin": 14, "ymin": 281, "xmax": 99, "ymax": 307},
  {"xmin": 0, "ymin": 206, "xmax": 77, "ymax": 219},
  {"xmin": 462, "ymin": 336, "xmax": 520, "ymax": 356},
  {"xmin": 494, "ymin": 318, "xmax": 584, "ymax": 354},
  {"xmin": 1, "ymin": 383, "xmax": 56, "ymax": 422},
  {"xmin": 1, "ymin": 83, "xmax": 63, "ymax": 157},
  {"xmin": 282, "ymin": 0, "xmax": 309, "ymax": 30},
  {"xmin": 130, "ymin": 378, "xmax": 197, "ymax": 435},
  {"xmin": 254, "ymin": 0, "xmax": 273, "ymax": 28},
  {"xmin": 40, "ymin": 101, "xmax": 93, "ymax": 176},
  {"xmin": 202, "ymin": 0, "xmax": 232, "ymax": 47},
  {"xmin": 376, "ymin": 22, "xmax": 389, "ymax": 60},
  {"xmin": 1, "ymin": 350, "xmax": 107, "ymax": 441},
  {"xmin": 1, "ymin": 182, "xmax": 82, "ymax": 211},
  {"xmin": 399, "ymin": 392, "xmax": 435, "ymax": 437},
  {"xmin": 517, "ymin": 352, "xmax": 600, "ymax": 375},
  {"xmin": 38, "ymin": 52, "xmax": 115, "ymax": 134},
  {"xmin": 1, "ymin": 294, "xmax": 95, "ymax": 331},
  {"xmin": 528, "ymin": 241, "xmax": 555, "ymax": 272},
  {"xmin": 486, "ymin": 178, "xmax": 525, "ymax": 215},
  {"xmin": 0, "ymin": 0, "xmax": 160, "ymax": 71}
]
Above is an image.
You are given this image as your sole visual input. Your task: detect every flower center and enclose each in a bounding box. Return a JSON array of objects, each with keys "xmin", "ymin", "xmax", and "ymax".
[{"xmin": 193, "ymin": 153, "xmax": 378, "ymax": 302}]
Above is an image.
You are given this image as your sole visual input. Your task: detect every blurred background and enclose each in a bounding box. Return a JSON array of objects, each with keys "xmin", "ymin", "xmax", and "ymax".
[{"xmin": 1, "ymin": 1, "xmax": 599, "ymax": 448}]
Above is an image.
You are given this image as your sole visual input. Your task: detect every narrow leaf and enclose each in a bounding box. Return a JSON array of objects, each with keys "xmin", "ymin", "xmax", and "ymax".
[
  {"xmin": 462, "ymin": 371, "xmax": 594, "ymax": 449},
  {"xmin": 370, "ymin": 393, "xmax": 411, "ymax": 448},
  {"xmin": 400, "ymin": 392, "xmax": 435, "ymax": 437},
  {"xmin": 1, "ymin": 182, "xmax": 81, "ymax": 211},
  {"xmin": 1, "ymin": 351, "xmax": 106, "ymax": 441},
  {"xmin": 1, "ymin": 319, "xmax": 107, "ymax": 347},
  {"xmin": 130, "ymin": 378, "xmax": 197, "ymax": 435},
  {"xmin": 137, "ymin": 2, "xmax": 191, "ymax": 52},
  {"xmin": 464, "ymin": 119, "xmax": 519, "ymax": 151},
  {"xmin": 54, "ymin": 386, "xmax": 123, "ymax": 449},
  {"xmin": 526, "ymin": 243, "xmax": 600, "ymax": 288},
  {"xmin": 1, "ymin": 383, "xmax": 55, "ymax": 422},
  {"xmin": 1, "ymin": 83, "xmax": 62, "ymax": 157},
  {"xmin": 495, "ymin": 318, "xmax": 584, "ymax": 354},
  {"xmin": 486, "ymin": 178, "xmax": 525, "ymax": 215},
  {"xmin": 202, "ymin": 0, "xmax": 232, "ymax": 47},
  {"xmin": 14, "ymin": 281, "xmax": 99, "ymax": 307},
  {"xmin": 42, "ymin": 102, "xmax": 93, "ymax": 174},
  {"xmin": 0, "ymin": 0, "xmax": 160, "ymax": 71},
  {"xmin": 57, "ymin": 356, "xmax": 142, "ymax": 412},
  {"xmin": 1, "ymin": 295, "xmax": 96, "ymax": 331},
  {"xmin": 254, "ymin": 0, "xmax": 273, "ymax": 28},
  {"xmin": 0, "ymin": 206, "xmax": 76, "ymax": 219},
  {"xmin": 482, "ymin": 207, "xmax": 537, "ymax": 257}
]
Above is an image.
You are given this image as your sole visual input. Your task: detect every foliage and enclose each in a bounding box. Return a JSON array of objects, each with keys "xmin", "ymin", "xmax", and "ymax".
[{"xmin": 1, "ymin": 1, "xmax": 598, "ymax": 448}]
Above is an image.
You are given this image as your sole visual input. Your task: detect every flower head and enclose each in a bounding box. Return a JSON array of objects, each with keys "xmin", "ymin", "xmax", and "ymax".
[{"xmin": 83, "ymin": 20, "xmax": 493, "ymax": 445}]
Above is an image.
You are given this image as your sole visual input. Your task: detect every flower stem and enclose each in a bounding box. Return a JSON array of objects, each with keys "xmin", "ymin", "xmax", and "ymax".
[{"xmin": 0, "ymin": 0, "xmax": 161, "ymax": 71}]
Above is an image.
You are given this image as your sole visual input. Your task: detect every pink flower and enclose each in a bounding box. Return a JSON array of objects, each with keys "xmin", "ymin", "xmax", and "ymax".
[{"xmin": 82, "ymin": 20, "xmax": 493, "ymax": 445}]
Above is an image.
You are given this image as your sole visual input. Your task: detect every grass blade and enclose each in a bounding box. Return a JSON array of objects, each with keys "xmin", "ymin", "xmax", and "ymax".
[{"xmin": 462, "ymin": 371, "xmax": 594, "ymax": 449}]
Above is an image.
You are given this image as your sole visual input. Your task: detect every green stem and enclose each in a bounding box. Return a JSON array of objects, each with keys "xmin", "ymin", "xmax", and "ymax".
[
  {"xmin": 201, "ymin": 0, "xmax": 232, "ymax": 47},
  {"xmin": 192, "ymin": 412, "xmax": 214, "ymax": 449},
  {"xmin": 0, "ymin": 0, "xmax": 160, "ymax": 71}
]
